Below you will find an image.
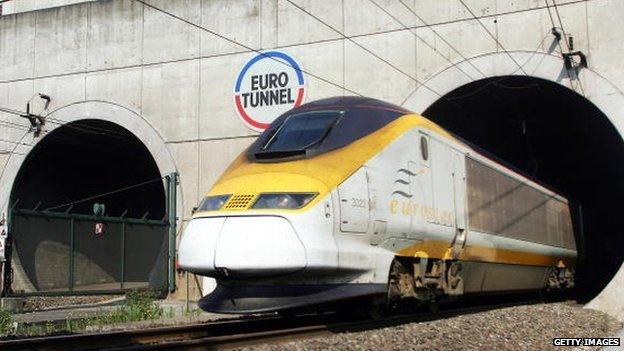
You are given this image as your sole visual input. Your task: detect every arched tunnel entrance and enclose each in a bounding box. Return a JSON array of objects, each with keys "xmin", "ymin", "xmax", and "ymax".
[
  {"xmin": 6, "ymin": 119, "xmax": 170, "ymax": 294},
  {"xmin": 422, "ymin": 76, "xmax": 624, "ymax": 301},
  {"xmin": 11, "ymin": 120, "xmax": 165, "ymax": 218}
]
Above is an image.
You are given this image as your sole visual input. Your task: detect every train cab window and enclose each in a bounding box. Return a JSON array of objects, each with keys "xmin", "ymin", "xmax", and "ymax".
[
  {"xmin": 263, "ymin": 111, "xmax": 343, "ymax": 151},
  {"xmin": 420, "ymin": 135, "xmax": 429, "ymax": 161},
  {"xmin": 248, "ymin": 97, "xmax": 412, "ymax": 162}
]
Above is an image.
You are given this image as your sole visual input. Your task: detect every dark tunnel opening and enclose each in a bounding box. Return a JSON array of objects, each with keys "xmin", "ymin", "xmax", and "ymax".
[
  {"xmin": 8, "ymin": 120, "xmax": 167, "ymax": 292},
  {"xmin": 422, "ymin": 75, "xmax": 624, "ymax": 301},
  {"xmin": 10, "ymin": 119, "xmax": 165, "ymax": 219}
]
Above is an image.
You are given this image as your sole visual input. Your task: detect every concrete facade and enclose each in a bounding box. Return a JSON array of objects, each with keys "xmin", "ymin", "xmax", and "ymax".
[
  {"xmin": 0, "ymin": 0, "xmax": 96, "ymax": 15},
  {"xmin": 0, "ymin": 0, "xmax": 623, "ymax": 319}
]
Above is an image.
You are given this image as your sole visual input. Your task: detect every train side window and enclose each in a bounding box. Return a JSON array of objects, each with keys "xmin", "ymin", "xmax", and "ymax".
[{"xmin": 420, "ymin": 135, "xmax": 429, "ymax": 162}]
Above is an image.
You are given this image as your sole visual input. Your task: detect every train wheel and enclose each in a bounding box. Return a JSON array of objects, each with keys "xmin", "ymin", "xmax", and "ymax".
[
  {"xmin": 427, "ymin": 300, "xmax": 439, "ymax": 313},
  {"xmin": 366, "ymin": 295, "xmax": 388, "ymax": 320},
  {"xmin": 338, "ymin": 296, "xmax": 388, "ymax": 320}
]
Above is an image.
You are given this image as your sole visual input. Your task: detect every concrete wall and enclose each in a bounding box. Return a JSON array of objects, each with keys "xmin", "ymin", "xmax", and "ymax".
[
  {"xmin": 1, "ymin": 0, "xmax": 624, "ymax": 311},
  {"xmin": 0, "ymin": 0, "xmax": 96, "ymax": 15}
]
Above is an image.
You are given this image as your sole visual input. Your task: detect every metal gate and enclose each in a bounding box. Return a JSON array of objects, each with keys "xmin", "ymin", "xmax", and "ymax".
[{"xmin": 2, "ymin": 173, "xmax": 178, "ymax": 296}]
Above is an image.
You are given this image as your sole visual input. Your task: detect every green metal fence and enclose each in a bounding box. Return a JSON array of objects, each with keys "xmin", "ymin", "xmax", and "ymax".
[{"xmin": 3, "ymin": 173, "xmax": 178, "ymax": 297}]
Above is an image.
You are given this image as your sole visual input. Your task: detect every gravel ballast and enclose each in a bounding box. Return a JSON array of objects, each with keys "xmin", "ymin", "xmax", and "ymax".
[{"xmin": 242, "ymin": 302, "xmax": 622, "ymax": 351}]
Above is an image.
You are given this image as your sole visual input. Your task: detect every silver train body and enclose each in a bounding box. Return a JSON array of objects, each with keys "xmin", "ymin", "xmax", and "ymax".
[{"xmin": 178, "ymin": 97, "xmax": 577, "ymax": 313}]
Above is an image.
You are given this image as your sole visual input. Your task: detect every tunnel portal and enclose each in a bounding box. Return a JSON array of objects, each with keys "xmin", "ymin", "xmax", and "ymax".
[
  {"xmin": 423, "ymin": 76, "xmax": 624, "ymax": 301},
  {"xmin": 7, "ymin": 119, "xmax": 169, "ymax": 294}
]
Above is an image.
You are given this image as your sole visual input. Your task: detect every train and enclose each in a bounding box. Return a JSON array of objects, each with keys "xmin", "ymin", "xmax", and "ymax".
[{"xmin": 178, "ymin": 96, "xmax": 577, "ymax": 315}]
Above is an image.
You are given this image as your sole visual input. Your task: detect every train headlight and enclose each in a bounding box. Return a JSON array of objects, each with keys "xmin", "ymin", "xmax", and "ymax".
[
  {"xmin": 197, "ymin": 194, "xmax": 231, "ymax": 211},
  {"xmin": 251, "ymin": 193, "xmax": 317, "ymax": 209}
]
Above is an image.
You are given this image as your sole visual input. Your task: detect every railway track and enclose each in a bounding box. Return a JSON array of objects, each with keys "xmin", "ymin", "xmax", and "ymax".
[{"xmin": 0, "ymin": 296, "xmax": 544, "ymax": 350}]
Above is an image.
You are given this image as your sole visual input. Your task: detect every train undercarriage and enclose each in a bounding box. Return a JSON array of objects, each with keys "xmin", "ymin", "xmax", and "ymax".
[{"xmin": 387, "ymin": 258, "xmax": 575, "ymax": 308}]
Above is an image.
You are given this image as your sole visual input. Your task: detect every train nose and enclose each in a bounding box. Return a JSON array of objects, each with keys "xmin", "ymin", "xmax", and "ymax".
[
  {"xmin": 178, "ymin": 217, "xmax": 224, "ymax": 274},
  {"xmin": 178, "ymin": 216, "xmax": 307, "ymax": 277}
]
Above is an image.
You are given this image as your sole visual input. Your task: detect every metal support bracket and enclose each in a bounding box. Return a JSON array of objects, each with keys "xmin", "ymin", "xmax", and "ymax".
[
  {"xmin": 563, "ymin": 51, "xmax": 588, "ymax": 70},
  {"xmin": 20, "ymin": 94, "xmax": 50, "ymax": 137}
]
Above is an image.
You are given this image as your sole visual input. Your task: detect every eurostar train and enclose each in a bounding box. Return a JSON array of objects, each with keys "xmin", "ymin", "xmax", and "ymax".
[{"xmin": 178, "ymin": 96, "xmax": 577, "ymax": 314}]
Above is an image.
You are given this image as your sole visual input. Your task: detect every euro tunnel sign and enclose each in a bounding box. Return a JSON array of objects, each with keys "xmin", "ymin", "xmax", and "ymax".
[{"xmin": 234, "ymin": 51, "xmax": 306, "ymax": 131}]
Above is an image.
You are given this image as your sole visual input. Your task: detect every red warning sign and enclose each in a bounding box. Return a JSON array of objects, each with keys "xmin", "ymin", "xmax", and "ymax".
[{"xmin": 94, "ymin": 222, "xmax": 105, "ymax": 235}]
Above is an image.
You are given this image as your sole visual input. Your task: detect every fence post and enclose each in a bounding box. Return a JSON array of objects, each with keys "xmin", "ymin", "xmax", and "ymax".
[
  {"xmin": 1, "ymin": 205, "xmax": 14, "ymax": 296},
  {"xmin": 120, "ymin": 222, "xmax": 126, "ymax": 290},
  {"xmin": 69, "ymin": 217, "xmax": 75, "ymax": 292},
  {"xmin": 167, "ymin": 173, "xmax": 178, "ymax": 293}
]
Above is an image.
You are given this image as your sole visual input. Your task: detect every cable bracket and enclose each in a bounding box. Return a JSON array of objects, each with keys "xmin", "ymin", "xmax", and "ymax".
[
  {"xmin": 20, "ymin": 94, "xmax": 50, "ymax": 137},
  {"xmin": 563, "ymin": 51, "xmax": 588, "ymax": 70}
]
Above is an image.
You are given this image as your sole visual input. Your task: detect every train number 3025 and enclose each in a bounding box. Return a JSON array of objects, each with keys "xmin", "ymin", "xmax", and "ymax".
[{"xmin": 351, "ymin": 198, "xmax": 367, "ymax": 208}]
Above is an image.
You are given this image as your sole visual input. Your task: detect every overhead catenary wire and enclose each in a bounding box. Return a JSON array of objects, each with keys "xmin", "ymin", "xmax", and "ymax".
[
  {"xmin": 283, "ymin": 0, "xmax": 446, "ymax": 99},
  {"xmin": 366, "ymin": 0, "xmax": 502, "ymax": 107},
  {"xmin": 367, "ymin": 0, "xmax": 481, "ymax": 82},
  {"xmin": 0, "ymin": 120, "xmax": 30, "ymax": 131},
  {"xmin": 457, "ymin": 0, "xmax": 529, "ymax": 76},
  {"xmin": 543, "ymin": 0, "xmax": 585, "ymax": 95},
  {"xmin": 0, "ymin": 1, "xmax": 585, "ymax": 140},
  {"xmin": 45, "ymin": 176, "xmax": 166, "ymax": 212},
  {"xmin": 371, "ymin": 0, "xmax": 520, "ymax": 109},
  {"xmin": 397, "ymin": 29, "xmax": 552, "ymax": 106},
  {"xmin": 46, "ymin": 117, "xmax": 131, "ymax": 139},
  {"xmin": 0, "ymin": 1, "xmax": 590, "ymax": 88},
  {"xmin": 0, "ymin": 108, "xmax": 36, "ymax": 152},
  {"xmin": 0, "ymin": 137, "xmax": 31, "ymax": 147},
  {"xmin": 0, "ymin": 104, "xmax": 165, "ymax": 211},
  {"xmin": 0, "ymin": 134, "xmax": 34, "ymax": 158},
  {"xmin": 1, "ymin": 102, "xmax": 133, "ymax": 139},
  {"xmin": 132, "ymin": 0, "xmax": 365, "ymax": 97},
  {"xmin": 0, "ymin": 129, "xmax": 33, "ymax": 187},
  {"xmin": 550, "ymin": 0, "xmax": 571, "ymax": 52},
  {"xmin": 391, "ymin": 0, "xmax": 530, "ymax": 108},
  {"xmin": 0, "ymin": 105, "xmax": 46, "ymax": 134},
  {"xmin": 443, "ymin": 31, "xmax": 552, "ymax": 101},
  {"xmin": 543, "ymin": 0, "xmax": 560, "ymax": 37},
  {"xmin": 394, "ymin": 0, "xmax": 488, "ymax": 79},
  {"xmin": 0, "ymin": 150, "xmax": 28, "ymax": 156},
  {"xmin": 0, "ymin": 103, "xmax": 159, "ymax": 162},
  {"xmin": 0, "ymin": 106, "xmax": 26, "ymax": 117},
  {"xmin": 548, "ymin": 0, "xmax": 586, "ymax": 96},
  {"xmin": 543, "ymin": 0, "xmax": 569, "ymax": 62},
  {"xmin": 543, "ymin": 0, "xmax": 573, "ymax": 92}
]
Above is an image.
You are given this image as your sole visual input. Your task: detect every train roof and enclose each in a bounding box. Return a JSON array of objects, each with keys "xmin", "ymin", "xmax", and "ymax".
[
  {"xmin": 248, "ymin": 96, "xmax": 411, "ymax": 162},
  {"xmin": 294, "ymin": 96, "xmax": 411, "ymax": 114}
]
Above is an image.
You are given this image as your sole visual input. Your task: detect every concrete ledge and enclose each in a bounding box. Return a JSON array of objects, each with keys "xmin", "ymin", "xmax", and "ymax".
[{"xmin": 1, "ymin": 297, "xmax": 24, "ymax": 313}]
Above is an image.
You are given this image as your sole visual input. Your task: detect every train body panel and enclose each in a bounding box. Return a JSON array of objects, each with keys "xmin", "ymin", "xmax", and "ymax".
[{"xmin": 178, "ymin": 97, "xmax": 577, "ymax": 313}]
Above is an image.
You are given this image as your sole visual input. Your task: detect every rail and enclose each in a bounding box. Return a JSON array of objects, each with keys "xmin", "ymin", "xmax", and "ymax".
[{"xmin": 0, "ymin": 296, "xmax": 545, "ymax": 350}]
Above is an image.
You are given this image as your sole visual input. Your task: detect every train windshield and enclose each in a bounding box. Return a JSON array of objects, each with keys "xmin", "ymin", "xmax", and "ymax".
[
  {"xmin": 262, "ymin": 111, "xmax": 343, "ymax": 152},
  {"xmin": 248, "ymin": 97, "xmax": 411, "ymax": 162}
]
